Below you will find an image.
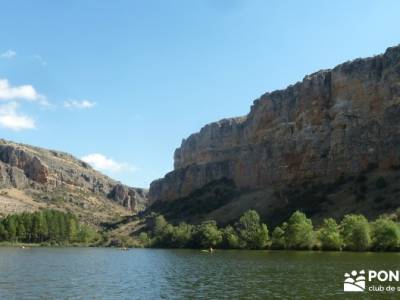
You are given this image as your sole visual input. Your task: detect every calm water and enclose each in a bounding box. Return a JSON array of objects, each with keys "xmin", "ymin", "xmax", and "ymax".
[{"xmin": 0, "ymin": 248, "xmax": 400, "ymax": 299}]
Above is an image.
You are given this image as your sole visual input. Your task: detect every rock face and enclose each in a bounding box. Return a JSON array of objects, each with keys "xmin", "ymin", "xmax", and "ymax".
[
  {"xmin": 0, "ymin": 140, "xmax": 148, "ymax": 212},
  {"xmin": 150, "ymin": 45, "xmax": 400, "ymax": 202}
]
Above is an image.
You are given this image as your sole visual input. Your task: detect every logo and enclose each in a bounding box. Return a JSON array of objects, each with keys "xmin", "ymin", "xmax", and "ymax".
[{"xmin": 344, "ymin": 270, "xmax": 366, "ymax": 292}]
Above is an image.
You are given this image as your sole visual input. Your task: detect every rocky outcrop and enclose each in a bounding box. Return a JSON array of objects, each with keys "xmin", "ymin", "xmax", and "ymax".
[
  {"xmin": 108, "ymin": 184, "xmax": 147, "ymax": 211},
  {"xmin": 0, "ymin": 140, "xmax": 148, "ymax": 211},
  {"xmin": 0, "ymin": 145, "xmax": 49, "ymax": 185},
  {"xmin": 150, "ymin": 45, "xmax": 400, "ymax": 202}
]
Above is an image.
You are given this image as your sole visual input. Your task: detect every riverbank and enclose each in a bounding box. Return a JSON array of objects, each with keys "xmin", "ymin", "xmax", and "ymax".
[{"xmin": 0, "ymin": 241, "xmax": 97, "ymax": 248}]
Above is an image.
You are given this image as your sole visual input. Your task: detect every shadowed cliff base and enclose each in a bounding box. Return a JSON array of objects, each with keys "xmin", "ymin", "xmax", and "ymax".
[{"xmin": 143, "ymin": 164, "xmax": 400, "ymax": 229}]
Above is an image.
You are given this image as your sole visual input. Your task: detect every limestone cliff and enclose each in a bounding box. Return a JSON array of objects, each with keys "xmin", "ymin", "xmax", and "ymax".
[
  {"xmin": 0, "ymin": 139, "xmax": 148, "ymax": 223},
  {"xmin": 150, "ymin": 45, "xmax": 400, "ymax": 205}
]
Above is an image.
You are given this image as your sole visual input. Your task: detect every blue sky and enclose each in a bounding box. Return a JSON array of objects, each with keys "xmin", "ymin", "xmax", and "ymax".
[{"xmin": 0, "ymin": 0, "xmax": 399, "ymax": 188}]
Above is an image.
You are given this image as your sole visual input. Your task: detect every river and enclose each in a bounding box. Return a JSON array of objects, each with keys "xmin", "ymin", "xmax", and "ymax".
[{"xmin": 0, "ymin": 248, "xmax": 399, "ymax": 299}]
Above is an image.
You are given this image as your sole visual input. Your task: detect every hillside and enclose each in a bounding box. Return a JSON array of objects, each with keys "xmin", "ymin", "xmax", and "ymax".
[
  {"xmin": 148, "ymin": 44, "xmax": 400, "ymax": 226},
  {"xmin": 0, "ymin": 139, "xmax": 148, "ymax": 225}
]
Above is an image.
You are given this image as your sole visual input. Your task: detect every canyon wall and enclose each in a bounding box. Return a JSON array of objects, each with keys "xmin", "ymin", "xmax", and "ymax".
[
  {"xmin": 0, "ymin": 140, "xmax": 148, "ymax": 212},
  {"xmin": 150, "ymin": 45, "xmax": 400, "ymax": 202}
]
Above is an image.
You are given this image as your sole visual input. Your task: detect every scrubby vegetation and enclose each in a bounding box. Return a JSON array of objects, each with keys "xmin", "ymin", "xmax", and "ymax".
[
  {"xmin": 142, "ymin": 209, "xmax": 400, "ymax": 251},
  {"xmin": 0, "ymin": 210, "xmax": 100, "ymax": 245}
]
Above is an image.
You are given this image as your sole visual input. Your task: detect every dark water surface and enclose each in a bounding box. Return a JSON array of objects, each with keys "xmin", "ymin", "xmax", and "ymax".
[{"xmin": 0, "ymin": 248, "xmax": 399, "ymax": 299}]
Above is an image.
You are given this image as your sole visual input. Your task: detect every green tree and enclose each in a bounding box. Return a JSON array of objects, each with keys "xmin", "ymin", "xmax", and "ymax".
[
  {"xmin": 21, "ymin": 213, "xmax": 33, "ymax": 242},
  {"xmin": 317, "ymin": 218, "xmax": 342, "ymax": 250},
  {"xmin": 67, "ymin": 217, "xmax": 79, "ymax": 242},
  {"xmin": 371, "ymin": 217, "xmax": 400, "ymax": 251},
  {"xmin": 151, "ymin": 215, "xmax": 174, "ymax": 246},
  {"xmin": 271, "ymin": 225, "xmax": 286, "ymax": 249},
  {"xmin": 194, "ymin": 220, "xmax": 222, "ymax": 248},
  {"xmin": 16, "ymin": 222, "xmax": 27, "ymax": 242},
  {"xmin": 45, "ymin": 210, "xmax": 59, "ymax": 241},
  {"xmin": 341, "ymin": 214, "xmax": 371, "ymax": 251},
  {"xmin": 77, "ymin": 225, "xmax": 99, "ymax": 244},
  {"xmin": 221, "ymin": 225, "xmax": 241, "ymax": 249},
  {"xmin": 153, "ymin": 215, "xmax": 168, "ymax": 236},
  {"xmin": 285, "ymin": 211, "xmax": 314, "ymax": 250},
  {"xmin": 0, "ymin": 223, "xmax": 7, "ymax": 241},
  {"xmin": 4, "ymin": 216, "xmax": 17, "ymax": 242},
  {"xmin": 235, "ymin": 210, "xmax": 269, "ymax": 249},
  {"xmin": 138, "ymin": 232, "xmax": 151, "ymax": 247},
  {"xmin": 171, "ymin": 222, "xmax": 193, "ymax": 248},
  {"xmin": 0, "ymin": 210, "xmax": 89, "ymax": 244}
]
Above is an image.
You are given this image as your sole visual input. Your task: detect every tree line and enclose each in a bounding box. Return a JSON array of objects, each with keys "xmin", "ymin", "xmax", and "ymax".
[
  {"xmin": 0, "ymin": 210, "xmax": 99, "ymax": 245},
  {"xmin": 140, "ymin": 210, "xmax": 400, "ymax": 251}
]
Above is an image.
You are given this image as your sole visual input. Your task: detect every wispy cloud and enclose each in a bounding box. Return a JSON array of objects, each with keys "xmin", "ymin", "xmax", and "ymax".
[
  {"xmin": 64, "ymin": 99, "xmax": 96, "ymax": 109},
  {"xmin": 81, "ymin": 153, "xmax": 138, "ymax": 173},
  {"xmin": 0, "ymin": 50, "xmax": 16, "ymax": 59},
  {"xmin": 33, "ymin": 54, "xmax": 47, "ymax": 66},
  {"xmin": 0, "ymin": 102, "xmax": 35, "ymax": 131}
]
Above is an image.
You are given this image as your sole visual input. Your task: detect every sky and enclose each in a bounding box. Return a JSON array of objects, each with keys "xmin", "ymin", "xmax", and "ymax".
[{"xmin": 0, "ymin": 0, "xmax": 399, "ymax": 188}]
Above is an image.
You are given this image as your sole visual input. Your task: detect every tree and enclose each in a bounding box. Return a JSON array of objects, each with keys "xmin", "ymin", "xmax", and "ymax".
[
  {"xmin": 271, "ymin": 225, "xmax": 286, "ymax": 249},
  {"xmin": 151, "ymin": 215, "xmax": 173, "ymax": 247},
  {"xmin": 21, "ymin": 213, "xmax": 33, "ymax": 242},
  {"xmin": 31, "ymin": 212, "xmax": 48, "ymax": 242},
  {"xmin": 221, "ymin": 225, "xmax": 241, "ymax": 249},
  {"xmin": 16, "ymin": 222, "xmax": 27, "ymax": 242},
  {"xmin": 77, "ymin": 225, "xmax": 99, "ymax": 244},
  {"xmin": 317, "ymin": 218, "xmax": 342, "ymax": 250},
  {"xmin": 153, "ymin": 215, "xmax": 168, "ymax": 236},
  {"xmin": 371, "ymin": 217, "xmax": 400, "ymax": 251},
  {"xmin": 171, "ymin": 223, "xmax": 193, "ymax": 248},
  {"xmin": 235, "ymin": 210, "xmax": 269, "ymax": 249},
  {"xmin": 67, "ymin": 217, "xmax": 79, "ymax": 242},
  {"xmin": 138, "ymin": 232, "xmax": 151, "ymax": 247},
  {"xmin": 0, "ymin": 223, "xmax": 7, "ymax": 241},
  {"xmin": 341, "ymin": 214, "xmax": 371, "ymax": 251},
  {"xmin": 0, "ymin": 210, "xmax": 94, "ymax": 245},
  {"xmin": 4, "ymin": 216, "xmax": 17, "ymax": 242},
  {"xmin": 194, "ymin": 220, "xmax": 222, "ymax": 248},
  {"xmin": 285, "ymin": 211, "xmax": 314, "ymax": 250}
]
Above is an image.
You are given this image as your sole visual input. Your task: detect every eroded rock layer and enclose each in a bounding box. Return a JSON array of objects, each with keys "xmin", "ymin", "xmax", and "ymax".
[
  {"xmin": 0, "ymin": 139, "xmax": 147, "ymax": 212},
  {"xmin": 150, "ymin": 45, "xmax": 400, "ymax": 202}
]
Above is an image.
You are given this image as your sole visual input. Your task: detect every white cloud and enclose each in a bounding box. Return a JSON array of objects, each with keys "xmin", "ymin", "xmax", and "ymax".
[
  {"xmin": 0, "ymin": 50, "xmax": 16, "ymax": 59},
  {"xmin": 64, "ymin": 99, "xmax": 96, "ymax": 109},
  {"xmin": 0, "ymin": 79, "xmax": 42, "ymax": 101},
  {"xmin": 0, "ymin": 102, "xmax": 35, "ymax": 131},
  {"xmin": 81, "ymin": 153, "xmax": 137, "ymax": 173}
]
